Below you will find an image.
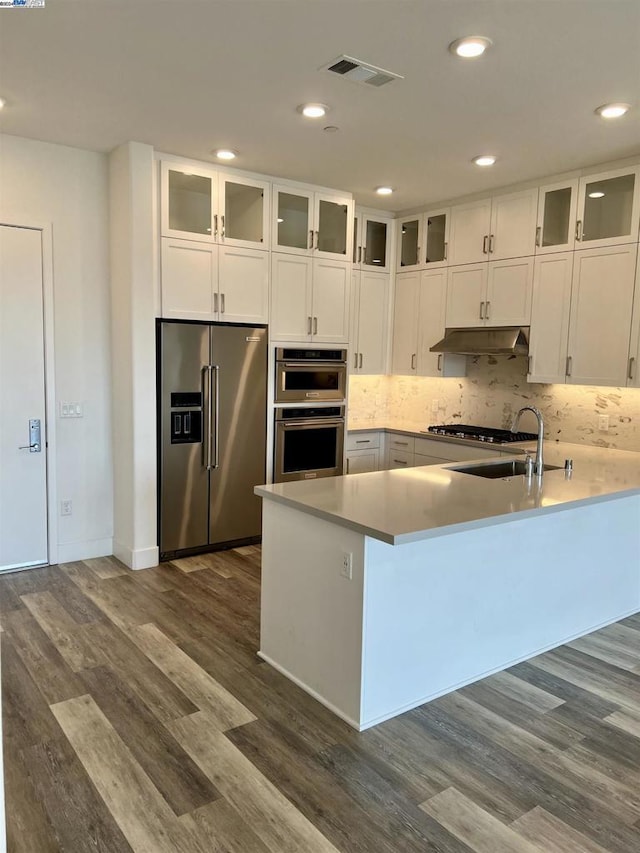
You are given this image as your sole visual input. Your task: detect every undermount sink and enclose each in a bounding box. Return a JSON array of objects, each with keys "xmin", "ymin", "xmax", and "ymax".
[{"xmin": 452, "ymin": 460, "xmax": 561, "ymax": 479}]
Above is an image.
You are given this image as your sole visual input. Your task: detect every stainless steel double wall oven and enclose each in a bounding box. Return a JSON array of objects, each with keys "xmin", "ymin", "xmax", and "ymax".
[{"xmin": 274, "ymin": 348, "xmax": 347, "ymax": 482}]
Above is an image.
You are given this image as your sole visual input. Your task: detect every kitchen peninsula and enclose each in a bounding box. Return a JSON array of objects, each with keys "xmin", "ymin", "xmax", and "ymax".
[{"xmin": 256, "ymin": 441, "xmax": 640, "ymax": 730}]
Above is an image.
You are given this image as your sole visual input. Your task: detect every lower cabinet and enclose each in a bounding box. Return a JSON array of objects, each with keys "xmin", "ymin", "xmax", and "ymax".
[
  {"xmin": 384, "ymin": 433, "xmax": 503, "ymax": 469},
  {"xmin": 345, "ymin": 431, "xmax": 381, "ymax": 474}
]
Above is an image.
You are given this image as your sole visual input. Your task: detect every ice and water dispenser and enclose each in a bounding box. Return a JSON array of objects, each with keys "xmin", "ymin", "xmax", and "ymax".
[{"xmin": 170, "ymin": 392, "xmax": 202, "ymax": 444}]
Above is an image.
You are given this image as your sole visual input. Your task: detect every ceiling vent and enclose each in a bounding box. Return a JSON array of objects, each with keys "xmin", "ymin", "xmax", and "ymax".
[{"xmin": 321, "ymin": 55, "xmax": 403, "ymax": 88}]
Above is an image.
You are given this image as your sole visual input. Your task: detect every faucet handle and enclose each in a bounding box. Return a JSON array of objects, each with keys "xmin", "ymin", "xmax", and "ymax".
[{"xmin": 524, "ymin": 455, "xmax": 534, "ymax": 478}]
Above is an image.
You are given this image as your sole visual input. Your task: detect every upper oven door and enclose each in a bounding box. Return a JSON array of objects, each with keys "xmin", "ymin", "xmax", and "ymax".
[{"xmin": 275, "ymin": 361, "xmax": 347, "ymax": 403}]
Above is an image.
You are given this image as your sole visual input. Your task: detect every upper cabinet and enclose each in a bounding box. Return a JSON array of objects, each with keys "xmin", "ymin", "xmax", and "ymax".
[
  {"xmin": 575, "ymin": 166, "xmax": 640, "ymax": 250},
  {"xmin": 535, "ymin": 180, "xmax": 578, "ymax": 254},
  {"xmin": 350, "ymin": 269, "xmax": 389, "ymax": 375},
  {"xmin": 161, "ymin": 161, "xmax": 270, "ymax": 250},
  {"xmin": 272, "ymin": 185, "xmax": 353, "ymax": 261},
  {"xmin": 396, "ymin": 214, "xmax": 424, "ymax": 272},
  {"xmin": 447, "ymin": 199, "xmax": 492, "ymax": 265},
  {"xmin": 395, "ymin": 209, "xmax": 450, "ymax": 272},
  {"xmin": 353, "ymin": 210, "xmax": 393, "ymax": 273},
  {"xmin": 423, "ymin": 208, "xmax": 450, "ymax": 268},
  {"xmin": 446, "ymin": 257, "xmax": 533, "ymax": 328}
]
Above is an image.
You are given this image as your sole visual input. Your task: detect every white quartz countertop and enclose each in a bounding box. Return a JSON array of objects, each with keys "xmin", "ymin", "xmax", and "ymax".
[{"xmin": 255, "ymin": 442, "xmax": 640, "ymax": 545}]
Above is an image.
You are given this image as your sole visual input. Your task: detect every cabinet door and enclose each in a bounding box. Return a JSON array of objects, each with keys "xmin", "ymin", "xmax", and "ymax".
[
  {"xmin": 391, "ymin": 272, "xmax": 420, "ymax": 374},
  {"xmin": 448, "ymin": 199, "xmax": 492, "ymax": 265},
  {"xmin": 567, "ymin": 245, "xmax": 638, "ymax": 386},
  {"xmin": 446, "ymin": 263, "xmax": 488, "ymax": 327},
  {"xmin": 396, "ymin": 214, "xmax": 424, "ymax": 272},
  {"xmin": 417, "ymin": 269, "xmax": 465, "ymax": 377},
  {"xmin": 161, "ymin": 237, "xmax": 217, "ymax": 320},
  {"xmin": 528, "ymin": 252, "xmax": 574, "ymax": 383},
  {"xmin": 272, "ymin": 185, "xmax": 314, "ymax": 255},
  {"xmin": 161, "ymin": 162, "xmax": 217, "ymax": 242},
  {"xmin": 219, "ymin": 173, "xmax": 270, "ymax": 250},
  {"xmin": 424, "ymin": 208, "xmax": 450, "ymax": 268},
  {"xmin": 346, "ymin": 448, "xmax": 379, "ymax": 474},
  {"xmin": 362, "ymin": 215, "xmax": 392, "ymax": 273},
  {"xmin": 536, "ymin": 180, "xmax": 578, "ymax": 254},
  {"xmin": 270, "ymin": 252, "xmax": 313, "ymax": 341},
  {"xmin": 314, "ymin": 194, "xmax": 353, "ymax": 260},
  {"xmin": 485, "ymin": 257, "xmax": 533, "ymax": 326},
  {"xmin": 356, "ymin": 271, "xmax": 389, "ymax": 374},
  {"xmin": 628, "ymin": 249, "xmax": 640, "ymax": 388},
  {"xmin": 576, "ymin": 166, "xmax": 640, "ymax": 250},
  {"xmin": 311, "ymin": 259, "xmax": 350, "ymax": 343},
  {"xmin": 349, "ymin": 269, "xmax": 361, "ymax": 372},
  {"xmin": 489, "ymin": 189, "xmax": 538, "ymax": 260},
  {"xmin": 218, "ymin": 246, "xmax": 269, "ymax": 324}
]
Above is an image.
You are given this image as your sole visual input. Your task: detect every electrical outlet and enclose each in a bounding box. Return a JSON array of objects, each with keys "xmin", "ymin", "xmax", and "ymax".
[
  {"xmin": 431, "ymin": 398, "xmax": 439, "ymax": 414},
  {"xmin": 341, "ymin": 551, "xmax": 353, "ymax": 580},
  {"xmin": 598, "ymin": 415, "xmax": 609, "ymax": 432},
  {"xmin": 61, "ymin": 499, "xmax": 72, "ymax": 516}
]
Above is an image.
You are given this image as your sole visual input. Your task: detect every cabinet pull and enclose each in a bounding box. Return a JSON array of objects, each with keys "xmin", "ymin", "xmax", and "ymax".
[
  {"xmin": 566, "ymin": 355, "xmax": 572, "ymax": 377},
  {"xmin": 485, "ymin": 301, "xmax": 491, "ymax": 320},
  {"xmin": 394, "ymin": 441, "xmax": 409, "ymax": 446},
  {"xmin": 346, "ymin": 458, "xmax": 350, "ymax": 474},
  {"xmin": 535, "ymin": 225, "xmax": 542, "ymax": 247},
  {"xmin": 489, "ymin": 234, "xmax": 495, "ymax": 254},
  {"xmin": 528, "ymin": 355, "xmax": 532, "ymax": 374},
  {"xmin": 221, "ymin": 292, "xmax": 225, "ymax": 314},
  {"xmin": 214, "ymin": 292, "xmax": 219, "ymax": 314},
  {"xmin": 221, "ymin": 215, "xmax": 225, "ymax": 238},
  {"xmin": 358, "ymin": 246, "xmax": 362, "ymax": 263},
  {"xmin": 313, "ymin": 316, "xmax": 318, "ymax": 335},
  {"xmin": 479, "ymin": 301, "xmax": 485, "ymax": 320},
  {"xmin": 214, "ymin": 214, "xmax": 219, "ymax": 237},
  {"xmin": 354, "ymin": 351, "xmax": 358, "ymax": 369},
  {"xmin": 355, "ymin": 439, "xmax": 369, "ymax": 444},
  {"xmin": 437, "ymin": 354, "xmax": 443, "ymax": 372},
  {"xmin": 393, "ymin": 458, "xmax": 408, "ymax": 465},
  {"xmin": 308, "ymin": 230, "xmax": 314, "ymax": 250},
  {"xmin": 575, "ymin": 220, "xmax": 582, "ymax": 241},
  {"xmin": 629, "ymin": 357, "xmax": 636, "ymax": 380},
  {"xmin": 411, "ymin": 353, "xmax": 416, "ymax": 370},
  {"xmin": 308, "ymin": 316, "xmax": 312, "ymax": 335},
  {"xmin": 443, "ymin": 241, "xmax": 448, "ymax": 260},
  {"xmin": 314, "ymin": 230, "xmax": 319, "ymax": 250},
  {"xmin": 359, "ymin": 353, "xmax": 363, "ymax": 369},
  {"xmin": 483, "ymin": 235, "xmax": 489, "ymax": 254}
]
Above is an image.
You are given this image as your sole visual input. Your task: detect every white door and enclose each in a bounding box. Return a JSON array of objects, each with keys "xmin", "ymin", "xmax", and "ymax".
[
  {"xmin": 448, "ymin": 199, "xmax": 492, "ymax": 265},
  {"xmin": 446, "ymin": 263, "xmax": 488, "ymax": 327},
  {"xmin": 488, "ymin": 189, "xmax": 538, "ymax": 260},
  {"xmin": 311, "ymin": 258, "xmax": 351, "ymax": 343},
  {"xmin": 391, "ymin": 272, "xmax": 419, "ymax": 374},
  {"xmin": 161, "ymin": 237, "xmax": 217, "ymax": 320},
  {"xmin": 529, "ymin": 252, "xmax": 574, "ymax": 384},
  {"xmin": 356, "ymin": 271, "xmax": 388, "ymax": 374},
  {"xmin": 270, "ymin": 252, "xmax": 313, "ymax": 341},
  {"xmin": 0, "ymin": 225, "xmax": 48, "ymax": 570},
  {"xmin": 417, "ymin": 269, "xmax": 466, "ymax": 378},
  {"xmin": 485, "ymin": 257, "xmax": 534, "ymax": 326},
  {"xmin": 218, "ymin": 246, "xmax": 268, "ymax": 324}
]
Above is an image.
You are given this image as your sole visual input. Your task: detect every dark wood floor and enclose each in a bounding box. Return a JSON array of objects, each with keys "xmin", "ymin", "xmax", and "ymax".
[{"xmin": 2, "ymin": 548, "xmax": 640, "ymax": 852}]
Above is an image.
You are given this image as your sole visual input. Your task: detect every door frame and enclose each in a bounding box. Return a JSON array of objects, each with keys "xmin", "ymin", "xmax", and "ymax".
[{"xmin": 1, "ymin": 217, "xmax": 58, "ymax": 567}]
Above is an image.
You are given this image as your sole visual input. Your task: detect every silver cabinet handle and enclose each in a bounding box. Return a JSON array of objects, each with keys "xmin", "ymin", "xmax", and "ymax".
[
  {"xmin": 416, "ymin": 246, "xmax": 421, "ymax": 264},
  {"xmin": 393, "ymin": 458, "xmax": 408, "ymax": 465},
  {"xmin": 628, "ymin": 356, "xmax": 636, "ymax": 380},
  {"xmin": 483, "ymin": 235, "xmax": 489, "ymax": 254},
  {"xmin": 411, "ymin": 353, "xmax": 416, "ymax": 370},
  {"xmin": 394, "ymin": 441, "xmax": 409, "ymax": 447},
  {"xmin": 313, "ymin": 316, "xmax": 318, "ymax": 335},
  {"xmin": 202, "ymin": 366, "xmax": 213, "ymax": 469},
  {"xmin": 213, "ymin": 214, "xmax": 218, "ymax": 237},
  {"xmin": 485, "ymin": 301, "xmax": 491, "ymax": 320},
  {"xmin": 221, "ymin": 293, "xmax": 225, "ymax": 314},
  {"xmin": 221, "ymin": 215, "xmax": 225, "ymax": 238},
  {"xmin": 566, "ymin": 355, "xmax": 572, "ymax": 377},
  {"xmin": 355, "ymin": 439, "xmax": 370, "ymax": 444},
  {"xmin": 358, "ymin": 246, "xmax": 362, "ymax": 263},
  {"xmin": 437, "ymin": 354, "xmax": 443, "ymax": 372},
  {"xmin": 315, "ymin": 230, "xmax": 319, "ymax": 250},
  {"xmin": 575, "ymin": 220, "xmax": 582, "ymax": 241},
  {"xmin": 489, "ymin": 234, "xmax": 495, "ymax": 254},
  {"xmin": 443, "ymin": 241, "xmax": 448, "ymax": 261},
  {"xmin": 346, "ymin": 458, "xmax": 350, "ymax": 474},
  {"xmin": 359, "ymin": 353, "xmax": 363, "ymax": 369},
  {"xmin": 354, "ymin": 351, "xmax": 358, "ymax": 369},
  {"xmin": 480, "ymin": 301, "xmax": 485, "ymax": 320},
  {"xmin": 307, "ymin": 316, "xmax": 312, "ymax": 335},
  {"xmin": 535, "ymin": 225, "xmax": 542, "ymax": 247},
  {"xmin": 213, "ymin": 292, "xmax": 219, "ymax": 314},
  {"xmin": 212, "ymin": 365, "xmax": 220, "ymax": 469},
  {"xmin": 308, "ymin": 230, "xmax": 314, "ymax": 249}
]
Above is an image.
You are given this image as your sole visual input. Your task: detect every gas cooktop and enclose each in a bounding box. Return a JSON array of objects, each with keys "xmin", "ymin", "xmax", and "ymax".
[{"xmin": 426, "ymin": 424, "xmax": 538, "ymax": 444}]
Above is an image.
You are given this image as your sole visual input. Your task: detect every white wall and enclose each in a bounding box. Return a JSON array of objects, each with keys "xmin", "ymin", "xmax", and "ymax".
[{"xmin": 0, "ymin": 133, "xmax": 113, "ymax": 561}]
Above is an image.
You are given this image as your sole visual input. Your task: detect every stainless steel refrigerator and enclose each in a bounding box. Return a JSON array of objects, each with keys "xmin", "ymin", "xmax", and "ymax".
[{"xmin": 158, "ymin": 320, "xmax": 267, "ymax": 560}]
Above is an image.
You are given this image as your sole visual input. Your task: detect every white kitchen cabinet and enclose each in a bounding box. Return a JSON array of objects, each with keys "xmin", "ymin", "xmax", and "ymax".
[
  {"xmin": 535, "ymin": 180, "xmax": 578, "ymax": 254},
  {"xmin": 627, "ymin": 248, "xmax": 640, "ymax": 388},
  {"xmin": 350, "ymin": 270, "xmax": 389, "ymax": 375},
  {"xmin": 346, "ymin": 448, "xmax": 380, "ymax": 474},
  {"xmin": 424, "ymin": 208, "xmax": 451, "ymax": 268},
  {"xmin": 396, "ymin": 208, "xmax": 450, "ymax": 272},
  {"xmin": 387, "ymin": 449, "xmax": 413, "ymax": 470},
  {"xmin": 396, "ymin": 214, "xmax": 424, "ymax": 272},
  {"xmin": 528, "ymin": 252, "xmax": 574, "ymax": 383},
  {"xmin": 270, "ymin": 252, "xmax": 350, "ymax": 343},
  {"xmin": 392, "ymin": 271, "xmax": 466, "ymax": 377},
  {"xmin": 448, "ymin": 190, "xmax": 538, "ymax": 265},
  {"xmin": 575, "ymin": 165, "xmax": 640, "ymax": 250},
  {"xmin": 446, "ymin": 258, "xmax": 533, "ymax": 328},
  {"xmin": 414, "ymin": 437, "xmax": 503, "ymax": 463},
  {"xmin": 566, "ymin": 244, "xmax": 638, "ymax": 387},
  {"xmin": 353, "ymin": 209, "xmax": 393, "ymax": 273},
  {"xmin": 346, "ymin": 432, "xmax": 381, "ymax": 452},
  {"xmin": 161, "ymin": 161, "xmax": 270, "ymax": 249},
  {"xmin": 272, "ymin": 184, "xmax": 353, "ymax": 261},
  {"xmin": 161, "ymin": 238, "xmax": 268, "ymax": 323}
]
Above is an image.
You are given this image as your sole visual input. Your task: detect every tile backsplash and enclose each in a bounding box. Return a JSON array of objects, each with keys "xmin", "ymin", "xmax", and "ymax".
[{"xmin": 349, "ymin": 356, "xmax": 640, "ymax": 451}]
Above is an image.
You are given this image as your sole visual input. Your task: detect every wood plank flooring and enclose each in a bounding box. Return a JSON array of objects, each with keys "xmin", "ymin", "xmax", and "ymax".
[{"xmin": 2, "ymin": 547, "xmax": 640, "ymax": 852}]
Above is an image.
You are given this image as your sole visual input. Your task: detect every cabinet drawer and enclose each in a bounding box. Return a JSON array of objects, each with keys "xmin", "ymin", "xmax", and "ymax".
[
  {"xmin": 414, "ymin": 453, "xmax": 450, "ymax": 467},
  {"xmin": 387, "ymin": 434, "xmax": 415, "ymax": 453},
  {"xmin": 388, "ymin": 449, "xmax": 414, "ymax": 469},
  {"xmin": 346, "ymin": 432, "xmax": 381, "ymax": 452},
  {"xmin": 414, "ymin": 437, "xmax": 456, "ymax": 461}
]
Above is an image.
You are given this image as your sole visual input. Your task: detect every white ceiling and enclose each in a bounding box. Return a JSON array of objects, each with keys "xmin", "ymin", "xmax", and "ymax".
[{"xmin": 1, "ymin": 0, "xmax": 639, "ymax": 212}]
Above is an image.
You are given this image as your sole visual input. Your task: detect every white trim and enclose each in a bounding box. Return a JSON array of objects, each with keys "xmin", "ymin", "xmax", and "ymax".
[
  {"xmin": 113, "ymin": 540, "xmax": 159, "ymax": 570},
  {"xmin": 56, "ymin": 537, "xmax": 113, "ymax": 565}
]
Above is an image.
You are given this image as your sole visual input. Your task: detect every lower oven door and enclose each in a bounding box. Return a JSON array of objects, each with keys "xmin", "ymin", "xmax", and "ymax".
[{"xmin": 274, "ymin": 418, "xmax": 345, "ymax": 483}]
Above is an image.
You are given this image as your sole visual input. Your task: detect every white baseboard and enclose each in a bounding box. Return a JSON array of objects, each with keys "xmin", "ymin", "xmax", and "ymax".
[
  {"xmin": 113, "ymin": 540, "xmax": 159, "ymax": 570},
  {"xmin": 56, "ymin": 537, "xmax": 113, "ymax": 564}
]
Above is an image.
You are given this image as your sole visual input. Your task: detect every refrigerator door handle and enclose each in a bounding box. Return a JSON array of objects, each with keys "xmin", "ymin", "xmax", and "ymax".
[
  {"xmin": 212, "ymin": 364, "xmax": 220, "ymax": 469},
  {"xmin": 202, "ymin": 365, "xmax": 213, "ymax": 469}
]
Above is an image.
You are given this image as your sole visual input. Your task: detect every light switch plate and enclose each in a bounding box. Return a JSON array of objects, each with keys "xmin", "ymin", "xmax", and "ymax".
[{"xmin": 60, "ymin": 401, "xmax": 83, "ymax": 418}]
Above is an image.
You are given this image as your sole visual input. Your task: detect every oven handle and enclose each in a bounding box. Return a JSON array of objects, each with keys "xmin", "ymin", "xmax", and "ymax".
[
  {"xmin": 280, "ymin": 419, "xmax": 344, "ymax": 428},
  {"xmin": 281, "ymin": 362, "xmax": 347, "ymax": 368}
]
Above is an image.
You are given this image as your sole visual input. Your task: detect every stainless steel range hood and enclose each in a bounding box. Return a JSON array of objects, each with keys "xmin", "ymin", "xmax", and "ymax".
[{"xmin": 430, "ymin": 327, "xmax": 530, "ymax": 356}]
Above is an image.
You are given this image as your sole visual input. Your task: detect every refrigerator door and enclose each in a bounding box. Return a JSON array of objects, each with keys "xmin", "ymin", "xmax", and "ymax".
[
  {"xmin": 159, "ymin": 321, "xmax": 210, "ymax": 554},
  {"xmin": 209, "ymin": 325, "xmax": 267, "ymax": 546}
]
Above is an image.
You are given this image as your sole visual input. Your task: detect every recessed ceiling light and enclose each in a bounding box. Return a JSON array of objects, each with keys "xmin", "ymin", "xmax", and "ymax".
[
  {"xmin": 588, "ymin": 191, "xmax": 605, "ymax": 199},
  {"xmin": 595, "ymin": 103, "xmax": 630, "ymax": 119},
  {"xmin": 449, "ymin": 36, "xmax": 492, "ymax": 58},
  {"xmin": 473, "ymin": 155, "xmax": 497, "ymax": 167},
  {"xmin": 215, "ymin": 149, "xmax": 237, "ymax": 160},
  {"xmin": 298, "ymin": 103, "xmax": 329, "ymax": 118},
  {"xmin": 375, "ymin": 186, "xmax": 394, "ymax": 195}
]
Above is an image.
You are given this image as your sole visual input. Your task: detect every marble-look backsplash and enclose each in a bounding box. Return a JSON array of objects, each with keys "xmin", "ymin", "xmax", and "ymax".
[{"xmin": 349, "ymin": 356, "xmax": 640, "ymax": 451}]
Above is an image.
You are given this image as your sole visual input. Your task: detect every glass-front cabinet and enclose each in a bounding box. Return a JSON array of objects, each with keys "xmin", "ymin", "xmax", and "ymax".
[
  {"xmin": 536, "ymin": 180, "xmax": 577, "ymax": 254},
  {"xmin": 272, "ymin": 185, "xmax": 353, "ymax": 260},
  {"xmin": 575, "ymin": 166, "xmax": 640, "ymax": 250},
  {"xmin": 396, "ymin": 214, "xmax": 423, "ymax": 272},
  {"xmin": 424, "ymin": 208, "xmax": 450, "ymax": 267},
  {"xmin": 161, "ymin": 161, "xmax": 270, "ymax": 249},
  {"xmin": 353, "ymin": 210, "xmax": 392, "ymax": 272}
]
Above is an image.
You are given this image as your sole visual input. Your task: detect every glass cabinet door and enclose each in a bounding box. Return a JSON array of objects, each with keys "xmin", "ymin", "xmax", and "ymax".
[
  {"xmin": 424, "ymin": 209, "xmax": 449, "ymax": 267},
  {"xmin": 396, "ymin": 215, "xmax": 423, "ymax": 272},
  {"xmin": 220, "ymin": 176, "xmax": 269, "ymax": 248},
  {"xmin": 536, "ymin": 180, "xmax": 577, "ymax": 254},
  {"xmin": 161, "ymin": 163, "xmax": 216, "ymax": 241},
  {"xmin": 273, "ymin": 186, "xmax": 313, "ymax": 255},
  {"xmin": 363, "ymin": 218, "xmax": 389, "ymax": 271},
  {"xmin": 577, "ymin": 167, "xmax": 640, "ymax": 249},
  {"xmin": 315, "ymin": 195, "xmax": 351, "ymax": 259}
]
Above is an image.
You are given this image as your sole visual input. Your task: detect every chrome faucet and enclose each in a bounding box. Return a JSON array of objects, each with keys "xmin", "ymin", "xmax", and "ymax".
[{"xmin": 511, "ymin": 406, "xmax": 544, "ymax": 476}]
